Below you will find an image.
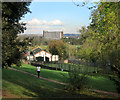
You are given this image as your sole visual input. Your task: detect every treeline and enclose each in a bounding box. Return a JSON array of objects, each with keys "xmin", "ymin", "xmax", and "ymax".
[
  {"xmin": 18, "ymin": 34, "xmax": 79, "ymax": 60},
  {"xmin": 62, "ymin": 37, "xmax": 81, "ymax": 45},
  {"xmin": 2, "ymin": 1, "xmax": 120, "ymax": 77},
  {"xmin": 18, "ymin": 34, "xmax": 50, "ymax": 46},
  {"xmin": 77, "ymin": 2, "xmax": 120, "ymax": 76},
  {"xmin": 18, "ymin": 34, "xmax": 81, "ymax": 46}
]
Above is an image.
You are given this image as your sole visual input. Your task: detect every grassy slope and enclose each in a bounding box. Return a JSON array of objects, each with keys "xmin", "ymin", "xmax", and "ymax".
[
  {"xmin": 88, "ymin": 75, "xmax": 117, "ymax": 92},
  {"xmin": 3, "ymin": 68, "xmax": 91, "ymax": 98},
  {"xmin": 12, "ymin": 63, "xmax": 69, "ymax": 83},
  {"xmin": 11, "ymin": 63, "xmax": 118, "ymax": 93}
]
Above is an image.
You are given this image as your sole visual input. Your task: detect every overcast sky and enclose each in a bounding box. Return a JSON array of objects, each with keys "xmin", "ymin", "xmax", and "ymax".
[{"xmin": 20, "ymin": 1, "xmax": 96, "ymax": 34}]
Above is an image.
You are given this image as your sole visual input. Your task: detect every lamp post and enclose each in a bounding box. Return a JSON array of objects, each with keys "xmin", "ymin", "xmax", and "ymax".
[
  {"xmin": 76, "ymin": 45, "xmax": 78, "ymax": 59},
  {"xmin": 68, "ymin": 42, "xmax": 70, "ymax": 60},
  {"xmin": 61, "ymin": 52, "xmax": 63, "ymax": 71},
  {"xmin": 29, "ymin": 42, "xmax": 32, "ymax": 64}
]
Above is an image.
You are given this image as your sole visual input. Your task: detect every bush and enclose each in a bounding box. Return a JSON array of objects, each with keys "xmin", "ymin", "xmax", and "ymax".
[{"xmin": 66, "ymin": 68, "xmax": 89, "ymax": 91}]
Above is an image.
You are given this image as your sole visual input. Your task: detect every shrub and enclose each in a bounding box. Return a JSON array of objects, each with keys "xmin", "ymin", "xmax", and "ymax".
[{"xmin": 66, "ymin": 68, "xmax": 89, "ymax": 91}]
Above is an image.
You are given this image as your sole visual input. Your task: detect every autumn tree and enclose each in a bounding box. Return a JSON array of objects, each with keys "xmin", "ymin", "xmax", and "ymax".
[{"xmin": 48, "ymin": 40, "xmax": 68, "ymax": 60}]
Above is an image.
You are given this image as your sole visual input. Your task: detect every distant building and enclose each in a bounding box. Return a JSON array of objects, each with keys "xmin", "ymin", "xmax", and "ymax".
[{"xmin": 43, "ymin": 30, "xmax": 63, "ymax": 40}]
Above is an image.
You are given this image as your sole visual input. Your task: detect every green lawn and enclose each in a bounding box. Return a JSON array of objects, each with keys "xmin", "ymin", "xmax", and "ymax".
[
  {"xmin": 88, "ymin": 75, "xmax": 118, "ymax": 92},
  {"xmin": 2, "ymin": 68, "xmax": 94, "ymax": 98},
  {"xmin": 11, "ymin": 63, "xmax": 119, "ymax": 93},
  {"xmin": 12, "ymin": 63, "xmax": 69, "ymax": 83},
  {"xmin": 2, "ymin": 63, "xmax": 120, "ymax": 98},
  {"xmin": 44, "ymin": 63, "xmax": 102, "ymax": 73}
]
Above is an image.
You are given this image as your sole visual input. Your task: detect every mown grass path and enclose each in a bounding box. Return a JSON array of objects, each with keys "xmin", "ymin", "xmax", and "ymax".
[{"xmin": 8, "ymin": 67, "xmax": 120, "ymax": 98}]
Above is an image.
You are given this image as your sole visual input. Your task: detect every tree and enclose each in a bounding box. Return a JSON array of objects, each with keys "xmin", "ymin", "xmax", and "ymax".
[
  {"xmin": 66, "ymin": 66, "xmax": 89, "ymax": 91},
  {"xmin": 48, "ymin": 40, "xmax": 68, "ymax": 60},
  {"xmin": 89, "ymin": 2, "xmax": 120, "ymax": 74},
  {"xmin": 2, "ymin": 2, "xmax": 31, "ymax": 67},
  {"xmin": 77, "ymin": 2, "xmax": 120, "ymax": 75}
]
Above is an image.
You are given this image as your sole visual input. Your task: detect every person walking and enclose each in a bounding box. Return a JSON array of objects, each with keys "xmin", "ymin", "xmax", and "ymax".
[{"xmin": 37, "ymin": 66, "xmax": 41, "ymax": 78}]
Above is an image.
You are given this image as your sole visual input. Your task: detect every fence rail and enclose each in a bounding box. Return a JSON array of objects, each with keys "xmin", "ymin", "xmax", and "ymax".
[{"xmin": 30, "ymin": 60, "xmax": 113, "ymax": 74}]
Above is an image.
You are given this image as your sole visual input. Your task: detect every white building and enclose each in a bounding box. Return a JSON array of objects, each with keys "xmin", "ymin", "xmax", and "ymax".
[{"xmin": 27, "ymin": 47, "xmax": 59, "ymax": 62}]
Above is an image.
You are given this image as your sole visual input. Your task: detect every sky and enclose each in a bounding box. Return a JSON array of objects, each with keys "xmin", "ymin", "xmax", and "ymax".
[{"xmin": 20, "ymin": 1, "xmax": 95, "ymax": 35}]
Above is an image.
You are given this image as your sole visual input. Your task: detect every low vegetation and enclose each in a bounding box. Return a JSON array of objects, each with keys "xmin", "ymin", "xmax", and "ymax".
[{"xmin": 66, "ymin": 69, "xmax": 89, "ymax": 91}]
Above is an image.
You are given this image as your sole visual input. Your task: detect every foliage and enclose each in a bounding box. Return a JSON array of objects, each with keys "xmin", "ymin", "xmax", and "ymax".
[
  {"xmin": 78, "ymin": 2, "xmax": 120, "ymax": 76},
  {"xmin": 67, "ymin": 68, "xmax": 89, "ymax": 91},
  {"xmin": 79, "ymin": 26, "xmax": 90, "ymax": 45},
  {"xmin": 48, "ymin": 40, "xmax": 68, "ymax": 60},
  {"xmin": 2, "ymin": 2, "xmax": 31, "ymax": 67},
  {"xmin": 90, "ymin": 2, "xmax": 120, "ymax": 75},
  {"xmin": 62, "ymin": 37, "xmax": 80, "ymax": 45}
]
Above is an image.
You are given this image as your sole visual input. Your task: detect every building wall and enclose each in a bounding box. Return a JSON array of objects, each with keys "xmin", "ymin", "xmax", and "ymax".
[
  {"xmin": 43, "ymin": 30, "xmax": 63, "ymax": 40},
  {"xmin": 27, "ymin": 50, "xmax": 59, "ymax": 62},
  {"xmin": 27, "ymin": 55, "xmax": 34, "ymax": 61},
  {"xmin": 52, "ymin": 55, "xmax": 59, "ymax": 61},
  {"xmin": 34, "ymin": 51, "xmax": 52, "ymax": 61}
]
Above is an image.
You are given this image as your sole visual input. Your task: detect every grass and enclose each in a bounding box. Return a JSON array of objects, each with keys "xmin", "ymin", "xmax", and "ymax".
[
  {"xmin": 2, "ymin": 63, "xmax": 120, "ymax": 98},
  {"xmin": 2, "ymin": 68, "xmax": 96, "ymax": 98},
  {"xmin": 11, "ymin": 63, "xmax": 119, "ymax": 93},
  {"xmin": 88, "ymin": 75, "xmax": 118, "ymax": 92},
  {"xmin": 12, "ymin": 63, "xmax": 69, "ymax": 83},
  {"xmin": 44, "ymin": 63, "xmax": 102, "ymax": 73}
]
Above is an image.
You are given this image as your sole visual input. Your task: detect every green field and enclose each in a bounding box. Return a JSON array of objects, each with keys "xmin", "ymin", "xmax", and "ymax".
[
  {"xmin": 11, "ymin": 63, "xmax": 119, "ymax": 93},
  {"xmin": 3, "ymin": 68, "xmax": 89, "ymax": 98},
  {"xmin": 12, "ymin": 63, "xmax": 69, "ymax": 83},
  {"xmin": 2, "ymin": 63, "xmax": 120, "ymax": 98}
]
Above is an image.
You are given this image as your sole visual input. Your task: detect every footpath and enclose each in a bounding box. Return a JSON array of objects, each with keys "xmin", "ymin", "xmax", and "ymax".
[
  {"xmin": 8, "ymin": 67, "xmax": 120, "ymax": 98},
  {"xmin": 8, "ymin": 67, "xmax": 67, "ymax": 85}
]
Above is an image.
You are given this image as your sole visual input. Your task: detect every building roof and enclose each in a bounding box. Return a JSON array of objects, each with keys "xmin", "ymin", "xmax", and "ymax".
[
  {"xmin": 31, "ymin": 47, "xmax": 42, "ymax": 55},
  {"xmin": 31, "ymin": 47, "xmax": 50, "ymax": 55}
]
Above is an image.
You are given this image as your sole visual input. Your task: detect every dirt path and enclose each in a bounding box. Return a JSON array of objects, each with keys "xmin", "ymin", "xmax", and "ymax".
[
  {"xmin": 88, "ymin": 89, "xmax": 120, "ymax": 98},
  {"xmin": 8, "ymin": 67, "xmax": 120, "ymax": 98},
  {"xmin": 8, "ymin": 67, "xmax": 67, "ymax": 85}
]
